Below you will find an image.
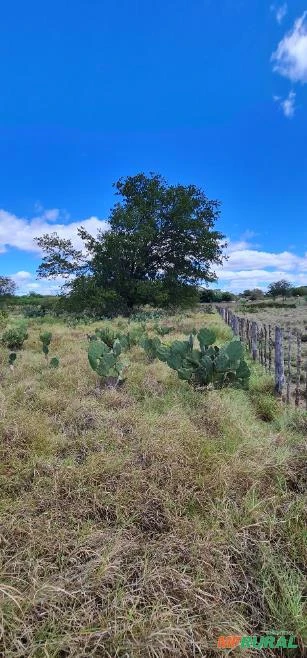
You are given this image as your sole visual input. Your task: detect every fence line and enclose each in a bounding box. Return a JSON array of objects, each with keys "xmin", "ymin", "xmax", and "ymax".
[{"xmin": 216, "ymin": 306, "xmax": 307, "ymax": 409}]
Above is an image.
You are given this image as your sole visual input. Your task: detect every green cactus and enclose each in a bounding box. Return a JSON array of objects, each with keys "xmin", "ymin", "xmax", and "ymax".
[
  {"xmin": 89, "ymin": 326, "xmax": 144, "ymax": 352},
  {"xmin": 88, "ymin": 338, "xmax": 126, "ymax": 385},
  {"xmin": 153, "ymin": 328, "xmax": 250, "ymax": 390},
  {"xmin": 40, "ymin": 331, "xmax": 52, "ymax": 358},
  {"xmin": 153, "ymin": 324, "xmax": 174, "ymax": 336},
  {"xmin": 9, "ymin": 352, "xmax": 17, "ymax": 369},
  {"xmin": 197, "ymin": 327, "xmax": 216, "ymax": 349},
  {"xmin": 139, "ymin": 335, "xmax": 162, "ymax": 361}
]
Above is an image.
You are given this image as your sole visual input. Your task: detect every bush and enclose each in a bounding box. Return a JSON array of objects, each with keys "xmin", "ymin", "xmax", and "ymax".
[
  {"xmin": 1, "ymin": 324, "xmax": 28, "ymax": 350},
  {"xmin": 23, "ymin": 306, "xmax": 46, "ymax": 318}
]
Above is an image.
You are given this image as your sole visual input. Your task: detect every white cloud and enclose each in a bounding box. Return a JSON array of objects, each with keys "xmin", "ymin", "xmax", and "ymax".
[
  {"xmin": 272, "ymin": 12, "xmax": 307, "ymax": 82},
  {"xmin": 10, "ymin": 271, "xmax": 69, "ymax": 295},
  {"xmin": 0, "ymin": 208, "xmax": 109, "ymax": 254},
  {"xmin": 271, "ymin": 3, "xmax": 288, "ymax": 25},
  {"xmin": 274, "ymin": 89, "xmax": 296, "ymax": 116},
  {"xmin": 216, "ymin": 237, "xmax": 307, "ymax": 292},
  {"xmin": 13, "ymin": 271, "xmax": 32, "ymax": 281}
]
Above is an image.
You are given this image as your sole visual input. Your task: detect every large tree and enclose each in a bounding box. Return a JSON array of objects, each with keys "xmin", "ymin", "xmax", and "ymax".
[{"xmin": 35, "ymin": 173, "xmax": 226, "ymax": 313}]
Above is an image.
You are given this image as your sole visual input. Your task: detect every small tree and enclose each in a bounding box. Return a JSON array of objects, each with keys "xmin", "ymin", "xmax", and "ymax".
[
  {"xmin": 249, "ymin": 288, "xmax": 264, "ymax": 301},
  {"xmin": 267, "ymin": 280, "xmax": 292, "ymax": 301}
]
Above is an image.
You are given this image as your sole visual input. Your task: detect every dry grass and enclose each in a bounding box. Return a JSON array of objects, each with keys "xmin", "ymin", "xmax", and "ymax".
[{"xmin": 0, "ymin": 311, "xmax": 306, "ymax": 657}]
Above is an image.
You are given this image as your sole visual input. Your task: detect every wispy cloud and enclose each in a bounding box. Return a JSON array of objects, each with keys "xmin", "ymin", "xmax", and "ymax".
[
  {"xmin": 271, "ymin": 2, "xmax": 288, "ymax": 25},
  {"xmin": 272, "ymin": 11, "xmax": 307, "ymax": 83},
  {"xmin": 274, "ymin": 90, "xmax": 296, "ymax": 117}
]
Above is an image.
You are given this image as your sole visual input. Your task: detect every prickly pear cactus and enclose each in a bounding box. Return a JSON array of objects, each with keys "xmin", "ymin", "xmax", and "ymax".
[
  {"xmin": 139, "ymin": 335, "xmax": 161, "ymax": 361},
  {"xmin": 40, "ymin": 331, "xmax": 52, "ymax": 358},
  {"xmin": 88, "ymin": 326, "xmax": 144, "ymax": 352},
  {"xmin": 88, "ymin": 338, "xmax": 126, "ymax": 386},
  {"xmin": 154, "ymin": 327, "xmax": 250, "ymax": 390}
]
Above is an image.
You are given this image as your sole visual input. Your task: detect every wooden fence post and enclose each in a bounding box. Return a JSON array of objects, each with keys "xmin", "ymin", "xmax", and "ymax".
[
  {"xmin": 251, "ymin": 322, "xmax": 258, "ymax": 361},
  {"xmin": 268, "ymin": 325, "xmax": 272, "ymax": 373},
  {"xmin": 275, "ymin": 326, "xmax": 284, "ymax": 396},
  {"xmin": 295, "ymin": 332, "xmax": 302, "ymax": 407},
  {"xmin": 286, "ymin": 327, "xmax": 291, "ymax": 404},
  {"xmin": 259, "ymin": 328, "xmax": 264, "ymax": 365},
  {"xmin": 264, "ymin": 325, "xmax": 268, "ymax": 370},
  {"xmin": 233, "ymin": 315, "xmax": 239, "ymax": 336}
]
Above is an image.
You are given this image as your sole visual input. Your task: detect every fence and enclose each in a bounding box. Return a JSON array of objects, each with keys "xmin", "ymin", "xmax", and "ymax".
[{"xmin": 217, "ymin": 306, "xmax": 307, "ymax": 409}]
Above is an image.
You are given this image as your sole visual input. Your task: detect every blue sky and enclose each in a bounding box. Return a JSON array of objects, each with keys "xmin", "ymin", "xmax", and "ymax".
[{"xmin": 1, "ymin": 0, "xmax": 307, "ymax": 294}]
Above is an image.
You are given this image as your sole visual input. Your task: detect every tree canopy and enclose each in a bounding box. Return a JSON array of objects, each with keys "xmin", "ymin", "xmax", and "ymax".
[
  {"xmin": 267, "ymin": 280, "xmax": 292, "ymax": 300},
  {"xmin": 35, "ymin": 173, "xmax": 226, "ymax": 313},
  {"xmin": 0, "ymin": 276, "xmax": 16, "ymax": 297}
]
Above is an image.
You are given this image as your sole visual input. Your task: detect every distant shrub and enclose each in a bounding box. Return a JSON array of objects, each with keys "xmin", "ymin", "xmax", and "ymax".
[
  {"xmin": 1, "ymin": 324, "xmax": 28, "ymax": 350},
  {"xmin": 23, "ymin": 306, "xmax": 46, "ymax": 318},
  {"xmin": 130, "ymin": 310, "xmax": 165, "ymax": 322}
]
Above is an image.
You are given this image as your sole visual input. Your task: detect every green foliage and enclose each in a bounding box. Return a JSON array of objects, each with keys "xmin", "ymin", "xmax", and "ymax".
[
  {"xmin": 88, "ymin": 338, "xmax": 126, "ymax": 383},
  {"xmin": 0, "ymin": 276, "xmax": 16, "ymax": 296},
  {"xmin": 49, "ymin": 357, "xmax": 60, "ymax": 368},
  {"xmin": 130, "ymin": 310, "xmax": 165, "ymax": 322},
  {"xmin": 267, "ymin": 279, "xmax": 292, "ymax": 300},
  {"xmin": 200, "ymin": 288, "xmax": 236, "ymax": 303},
  {"xmin": 153, "ymin": 329, "xmax": 250, "ymax": 389},
  {"xmin": 1, "ymin": 324, "xmax": 28, "ymax": 350},
  {"xmin": 292, "ymin": 286, "xmax": 307, "ymax": 297},
  {"xmin": 0, "ymin": 309, "xmax": 8, "ymax": 329},
  {"xmin": 23, "ymin": 305, "xmax": 46, "ymax": 318},
  {"xmin": 239, "ymin": 288, "xmax": 264, "ymax": 301}
]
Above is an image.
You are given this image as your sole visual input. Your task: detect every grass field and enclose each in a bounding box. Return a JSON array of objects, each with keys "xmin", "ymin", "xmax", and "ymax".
[{"xmin": 0, "ymin": 309, "xmax": 306, "ymax": 657}]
